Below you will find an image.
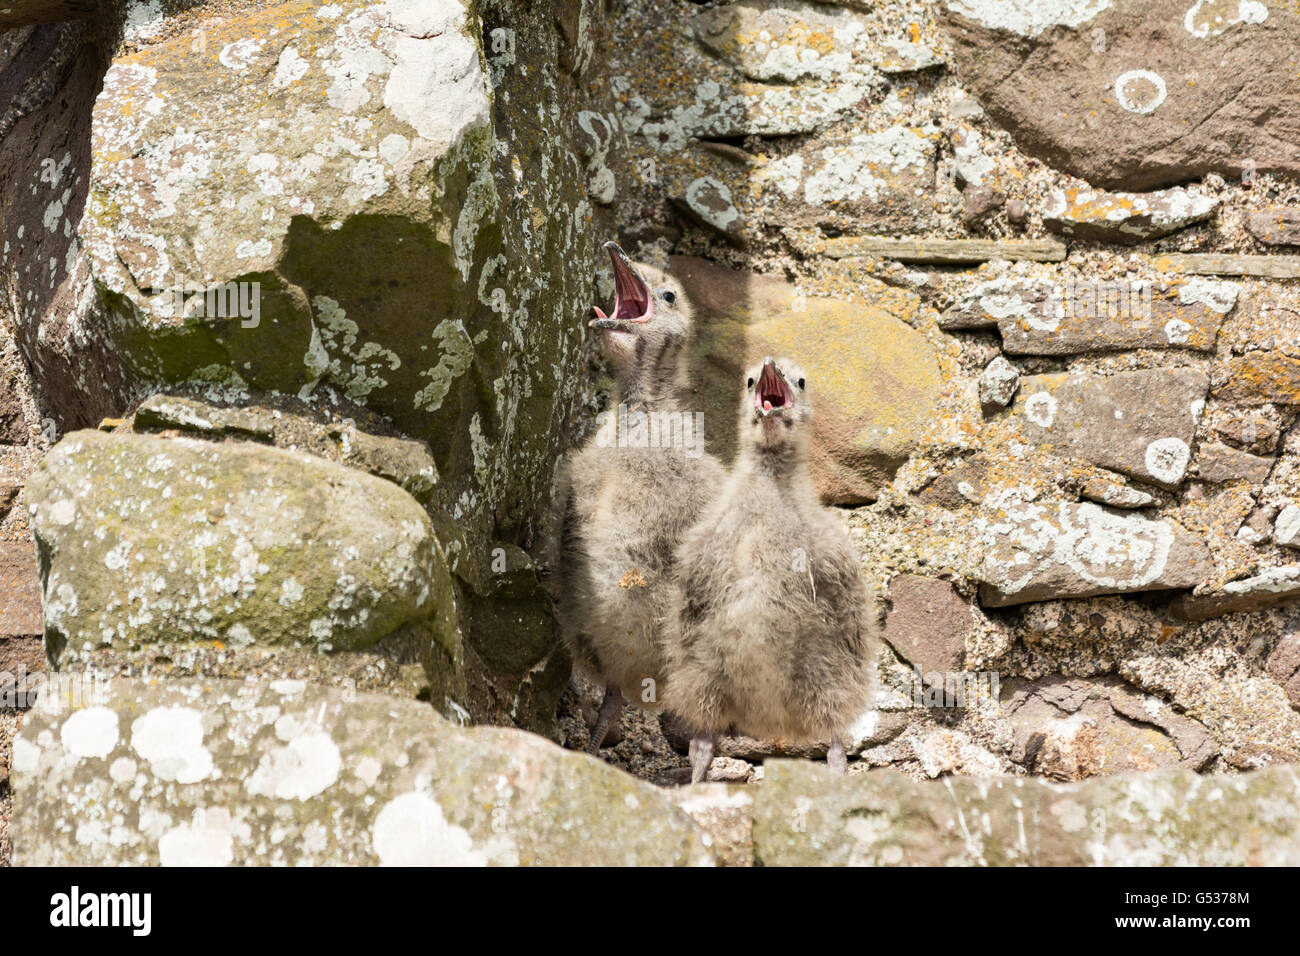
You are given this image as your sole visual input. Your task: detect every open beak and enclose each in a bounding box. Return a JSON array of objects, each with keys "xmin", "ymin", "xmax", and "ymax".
[
  {"xmin": 590, "ymin": 242, "xmax": 654, "ymax": 331},
  {"xmin": 754, "ymin": 358, "xmax": 795, "ymax": 417}
]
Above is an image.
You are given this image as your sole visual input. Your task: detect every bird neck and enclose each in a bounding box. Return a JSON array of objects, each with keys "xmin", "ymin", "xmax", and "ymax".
[
  {"xmin": 737, "ymin": 441, "xmax": 813, "ymax": 490},
  {"xmin": 614, "ymin": 340, "xmax": 689, "ymax": 412}
]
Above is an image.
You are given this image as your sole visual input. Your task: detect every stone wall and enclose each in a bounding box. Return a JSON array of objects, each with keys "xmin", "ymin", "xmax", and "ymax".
[{"xmin": 601, "ymin": 0, "xmax": 1300, "ymax": 777}]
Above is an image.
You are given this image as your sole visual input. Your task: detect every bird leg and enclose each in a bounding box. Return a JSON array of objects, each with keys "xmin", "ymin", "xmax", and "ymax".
[
  {"xmin": 827, "ymin": 733, "xmax": 847, "ymax": 774},
  {"xmin": 586, "ymin": 685, "xmax": 623, "ymax": 754},
  {"xmin": 688, "ymin": 733, "xmax": 716, "ymax": 784}
]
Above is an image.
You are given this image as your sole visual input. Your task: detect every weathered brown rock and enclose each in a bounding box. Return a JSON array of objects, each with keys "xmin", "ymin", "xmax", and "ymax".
[
  {"xmin": 999, "ymin": 277, "xmax": 1236, "ymax": 355},
  {"xmin": 1215, "ymin": 351, "xmax": 1300, "ymax": 404},
  {"xmin": 1194, "ymin": 442, "xmax": 1274, "ymax": 484},
  {"xmin": 0, "ymin": 541, "xmax": 43, "ymax": 639},
  {"xmin": 1012, "ymin": 368, "xmax": 1208, "ymax": 488},
  {"xmin": 977, "ymin": 501, "xmax": 1212, "ymax": 606},
  {"xmin": 672, "ymin": 255, "xmax": 942, "ymax": 504},
  {"xmin": 943, "ymin": 275, "xmax": 1236, "ymax": 355},
  {"xmin": 1266, "ymin": 631, "xmax": 1300, "ymax": 709},
  {"xmin": 1043, "ymin": 185, "xmax": 1217, "ymax": 243},
  {"xmin": 941, "ymin": 0, "xmax": 1300, "ymax": 190},
  {"xmin": 1248, "ymin": 207, "xmax": 1300, "ymax": 247},
  {"xmin": 882, "ymin": 574, "xmax": 970, "ymax": 674},
  {"xmin": 1171, "ymin": 566, "xmax": 1300, "ymax": 622}
]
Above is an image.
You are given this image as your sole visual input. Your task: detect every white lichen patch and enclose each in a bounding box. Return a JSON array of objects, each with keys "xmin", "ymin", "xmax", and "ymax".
[
  {"xmin": 947, "ymin": 0, "xmax": 1112, "ymax": 37},
  {"xmin": 372, "ymin": 791, "xmax": 486, "ymax": 866},
  {"xmin": 1144, "ymin": 437, "xmax": 1191, "ymax": 485},
  {"xmin": 131, "ymin": 706, "xmax": 214, "ymax": 784},
  {"xmin": 1184, "ymin": 0, "xmax": 1267, "ymax": 39},
  {"xmin": 245, "ymin": 732, "xmax": 342, "ymax": 801},
  {"xmin": 60, "ymin": 707, "xmax": 120, "ymax": 760}
]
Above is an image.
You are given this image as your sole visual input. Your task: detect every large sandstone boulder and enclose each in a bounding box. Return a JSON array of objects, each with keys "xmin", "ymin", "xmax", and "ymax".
[
  {"xmin": 672, "ymin": 255, "xmax": 943, "ymax": 504},
  {"xmin": 25, "ymin": 429, "xmax": 465, "ymax": 706},
  {"xmin": 941, "ymin": 0, "xmax": 1300, "ymax": 190},
  {"xmin": 753, "ymin": 760, "xmax": 1300, "ymax": 865},
  {"xmin": 11, "ymin": 677, "xmax": 715, "ymax": 865}
]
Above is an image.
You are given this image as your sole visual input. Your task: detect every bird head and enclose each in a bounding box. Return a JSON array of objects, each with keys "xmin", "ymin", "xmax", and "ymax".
[
  {"xmin": 589, "ymin": 242, "xmax": 692, "ymax": 378},
  {"xmin": 743, "ymin": 356, "xmax": 810, "ymax": 452}
]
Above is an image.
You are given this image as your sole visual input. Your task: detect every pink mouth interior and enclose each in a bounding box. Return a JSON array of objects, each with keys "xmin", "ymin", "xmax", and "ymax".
[
  {"xmin": 755, "ymin": 362, "xmax": 794, "ymax": 413},
  {"xmin": 592, "ymin": 247, "xmax": 653, "ymax": 325}
]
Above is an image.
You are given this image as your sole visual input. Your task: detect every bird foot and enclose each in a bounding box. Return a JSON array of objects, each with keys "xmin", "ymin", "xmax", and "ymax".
[
  {"xmin": 688, "ymin": 734, "xmax": 716, "ymax": 784},
  {"xmin": 585, "ymin": 686, "xmax": 623, "ymax": 755},
  {"xmin": 828, "ymin": 733, "xmax": 847, "ymax": 775}
]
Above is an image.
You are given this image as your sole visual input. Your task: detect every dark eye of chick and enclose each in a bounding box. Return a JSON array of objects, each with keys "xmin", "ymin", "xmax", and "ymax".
[
  {"xmin": 662, "ymin": 290, "xmax": 676, "ymax": 304},
  {"xmin": 747, "ymin": 377, "xmax": 755, "ymax": 389},
  {"xmin": 797, "ymin": 378, "xmax": 805, "ymax": 390}
]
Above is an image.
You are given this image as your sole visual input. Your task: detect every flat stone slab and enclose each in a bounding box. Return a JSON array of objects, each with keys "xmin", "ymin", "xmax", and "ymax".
[
  {"xmin": 977, "ymin": 501, "xmax": 1212, "ymax": 606},
  {"xmin": 1171, "ymin": 566, "xmax": 1300, "ymax": 622},
  {"xmin": 1043, "ymin": 185, "xmax": 1217, "ymax": 243},
  {"xmin": 1011, "ymin": 368, "xmax": 1208, "ymax": 488},
  {"xmin": 11, "ymin": 677, "xmax": 715, "ymax": 866},
  {"xmin": 752, "ymin": 760, "xmax": 1300, "ymax": 865},
  {"xmin": 942, "ymin": 275, "xmax": 1237, "ymax": 356},
  {"xmin": 815, "ymin": 236, "xmax": 1067, "ymax": 264},
  {"xmin": 1156, "ymin": 254, "xmax": 1300, "ymax": 279}
]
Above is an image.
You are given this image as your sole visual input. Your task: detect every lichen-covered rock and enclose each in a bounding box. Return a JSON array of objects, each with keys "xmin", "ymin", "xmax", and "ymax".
[
  {"xmin": 940, "ymin": 0, "xmax": 1300, "ymax": 190},
  {"xmin": 11, "ymin": 677, "xmax": 715, "ymax": 865},
  {"xmin": 753, "ymin": 760, "xmax": 1300, "ymax": 865},
  {"xmin": 1171, "ymin": 566, "xmax": 1300, "ymax": 622},
  {"xmin": 673, "ymin": 255, "xmax": 943, "ymax": 504},
  {"xmin": 977, "ymin": 501, "xmax": 1212, "ymax": 606},
  {"xmin": 1042, "ymin": 184, "xmax": 1217, "ymax": 243},
  {"xmin": 1010, "ymin": 368, "xmax": 1208, "ymax": 489},
  {"xmin": 25, "ymin": 430, "xmax": 463, "ymax": 684},
  {"xmin": 1215, "ymin": 351, "xmax": 1300, "ymax": 405}
]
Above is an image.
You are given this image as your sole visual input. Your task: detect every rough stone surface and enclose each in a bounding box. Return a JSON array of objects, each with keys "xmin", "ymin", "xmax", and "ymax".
[
  {"xmin": 1194, "ymin": 442, "xmax": 1274, "ymax": 484},
  {"xmin": 941, "ymin": 0, "xmax": 1300, "ymax": 190},
  {"xmin": 1011, "ymin": 368, "xmax": 1208, "ymax": 489},
  {"xmin": 1172, "ymin": 566, "xmax": 1300, "ymax": 622},
  {"xmin": 977, "ymin": 356, "xmax": 1018, "ymax": 409},
  {"xmin": 1265, "ymin": 631, "xmax": 1300, "ymax": 709},
  {"xmin": 0, "ymin": 542, "xmax": 43, "ymax": 640},
  {"xmin": 1000, "ymin": 676, "xmax": 1216, "ymax": 779},
  {"xmin": 25, "ymin": 430, "xmax": 464, "ymax": 705},
  {"xmin": 1000, "ymin": 278, "xmax": 1236, "ymax": 356},
  {"xmin": 11, "ymin": 677, "xmax": 715, "ymax": 866},
  {"xmin": 1248, "ymin": 207, "xmax": 1300, "ymax": 247},
  {"xmin": 1276, "ymin": 505, "xmax": 1300, "ymax": 550},
  {"xmin": 1043, "ymin": 185, "xmax": 1217, "ymax": 243},
  {"xmin": 883, "ymin": 574, "xmax": 970, "ymax": 675},
  {"xmin": 1080, "ymin": 473, "xmax": 1157, "ymax": 510},
  {"xmin": 1215, "ymin": 351, "xmax": 1300, "ymax": 405},
  {"xmin": 753, "ymin": 760, "xmax": 1300, "ymax": 865},
  {"xmin": 977, "ymin": 501, "xmax": 1212, "ymax": 606},
  {"xmin": 673, "ymin": 255, "xmax": 943, "ymax": 504}
]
